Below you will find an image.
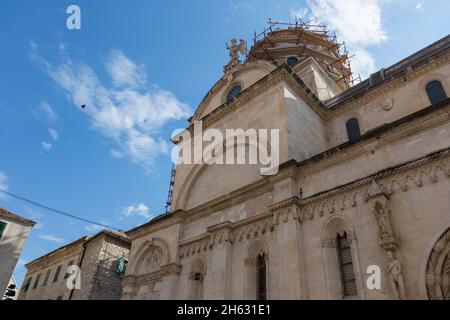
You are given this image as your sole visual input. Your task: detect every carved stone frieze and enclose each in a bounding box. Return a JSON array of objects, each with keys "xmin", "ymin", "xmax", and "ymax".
[{"xmin": 299, "ymin": 149, "xmax": 450, "ymax": 222}]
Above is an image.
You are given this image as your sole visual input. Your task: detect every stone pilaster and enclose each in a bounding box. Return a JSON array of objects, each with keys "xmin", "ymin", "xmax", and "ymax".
[{"xmin": 205, "ymin": 222, "xmax": 234, "ymax": 299}]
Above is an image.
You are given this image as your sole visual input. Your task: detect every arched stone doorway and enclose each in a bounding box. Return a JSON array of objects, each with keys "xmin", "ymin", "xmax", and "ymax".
[{"xmin": 426, "ymin": 227, "xmax": 450, "ymax": 300}]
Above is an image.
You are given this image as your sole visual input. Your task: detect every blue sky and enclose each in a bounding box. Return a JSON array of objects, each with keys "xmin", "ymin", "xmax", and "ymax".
[{"xmin": 0, "ymin": 0, "xmax": 448, "ymax": 286}]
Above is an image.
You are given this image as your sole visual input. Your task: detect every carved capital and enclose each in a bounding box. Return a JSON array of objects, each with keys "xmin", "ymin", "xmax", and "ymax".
[{"xmin": 207, "ymin": 221, "xmax": 234, "ymax": 245}]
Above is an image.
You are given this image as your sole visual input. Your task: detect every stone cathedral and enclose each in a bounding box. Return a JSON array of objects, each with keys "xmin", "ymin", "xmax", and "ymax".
[{"xmin": 121, "ymin": 24, "xmax": 450, "ymax": 300}]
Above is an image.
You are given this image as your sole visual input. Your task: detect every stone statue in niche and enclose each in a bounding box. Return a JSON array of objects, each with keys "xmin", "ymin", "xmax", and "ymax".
[
  {"xmin": 372, "ymin": 198, "xmax": 398, "ymax": 250},
  {"xmin": 374, "ymin": 201, "xmax": 394, "ymax": 239},
  {"xmin": 387, "ymin": 251, "xmax": 406, "ymax": 300}
]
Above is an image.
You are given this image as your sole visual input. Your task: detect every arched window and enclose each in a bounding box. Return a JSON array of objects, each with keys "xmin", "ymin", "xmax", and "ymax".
[
  {"xmin": 346, "ymin": 118, "xmax": 361, "ymax": 142},
  {"xmin": 287, "ymin": 57, "xmax": 299, "ymax": 67},
  {"xmin": 256, "ymin": 252, "xmax": 267, "ymax": 300},
  {"xmin": 426, "ymin": 81, "xmax": 447, "ymax": 105},
  {"xmin": 337, "ymin": 232, "xmax": 357, "ymax": 297},
  {"xmin": 226, "ymin": 84, "xmax": 242, "ymax": 102}
]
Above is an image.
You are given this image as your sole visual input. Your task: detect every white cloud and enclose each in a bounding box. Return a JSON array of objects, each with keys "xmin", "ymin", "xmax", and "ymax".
[
  {"xmin": 48, "ymin": 128, "xmax": 59, "ymax": 141},
  {"xmin": 307, "ymin": 0, "xmax": 387, "ymax": 46},
  {"xmin": 297, "ymin": 0, "xmax": 388, "ymax": 79},
  {"xmin": 110, "ymin": 149, "xmax": 123, "ymax": 159},
  {"xmin": 121, "ymin": 203, "xmax": 153, "ymax": 220},
  {"xmin": 106, "ymin": 50, "xmax": 147, "ymax": 88},
  {"xmin": 36, "ymin": 101, "xmax": 57, "ymax": 123},
  {"xmin": 290, "ymin": 7, "xmax": 310, "ymax": 22},
  {"xmin": 228, "ymin": 0, "xmax": 255, "ymax": 14},
  {"xmin": 349, "ymin": 48, "xmax": 377, "ymax": 79},
  {"xmin": 41, "ymin": 141, "xmax": 52, "ymax": 150},
  {"xmin": 30, "ymin": 45, "xmax": 190, "ymax": 172},
  {"xmin": 85, "ymin": 224, "xmax": 104, "ymax": 233},
  {"xmin": 38, "ymin": 233, "xmax": 66, "ymax": 244}
]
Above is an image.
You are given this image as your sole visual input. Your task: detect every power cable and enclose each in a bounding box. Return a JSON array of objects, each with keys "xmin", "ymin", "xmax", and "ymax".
[{"xmin": 0, "ymin": 189, "xmax": 122, "ymax": 231}]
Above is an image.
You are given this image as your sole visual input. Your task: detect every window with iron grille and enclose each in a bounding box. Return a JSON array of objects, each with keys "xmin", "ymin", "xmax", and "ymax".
[
  {"xmin": 426, "ymin": 81, "xmax": 447, "ymax": 105},
  {"xmin": 256, "ymin": 252, "xmax": 267, "ymax": 300},
  {"xmin": 337, "ymin": 232, "xmax": 357, "ymax": 297}
]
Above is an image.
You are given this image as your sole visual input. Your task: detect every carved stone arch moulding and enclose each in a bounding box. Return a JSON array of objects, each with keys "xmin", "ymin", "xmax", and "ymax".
[
  {"xmin": 174, "ymin": 163, "xmax": 208, "ymax": 210},
  {"xmin": 246, "ymin": 238, "xmax": 269, "ymax": 260},
  {"xmin": 131, "ymin": 237, "xmax": 170, "ymax": 275},
  {"xmin": 321, "ymin": 215, "xmax": 357, "ymax": 246},
  {"xmin": 426, "ymin": 227, "xmax": 450, "ymax": 300}
]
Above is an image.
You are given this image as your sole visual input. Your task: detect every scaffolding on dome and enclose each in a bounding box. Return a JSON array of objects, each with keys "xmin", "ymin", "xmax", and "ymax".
[
  {"xmin": 248, "ymin": 19, "xmax": 361, "ymax": 88},
  {"xmin": 165, "ymin": 163, "xmax": 176, "ymax": 213}
]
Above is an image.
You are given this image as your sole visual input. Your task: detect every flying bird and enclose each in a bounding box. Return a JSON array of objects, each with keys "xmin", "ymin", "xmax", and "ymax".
[{"xmin": 81, "ymin": 105, "xmax": 86, "ymax": 109}]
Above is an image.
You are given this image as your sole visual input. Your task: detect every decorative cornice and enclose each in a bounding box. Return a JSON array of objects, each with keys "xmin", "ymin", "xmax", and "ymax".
[
  {"xmin": 268, "ymin": 196, "xmax": 300, "ymax": 212},
  {"xmin": 184, "ymin": 175, "xmax": 273, "ymax": 220},
  {"xmin": 206, "ymin": 221, "xmax": 233, "ymax": 233},
  {"xmin": 127, "ymin": 213, "xmax": 184, "ymax": 240},
  {"xmin": 178, "ymin": 202, "xmax": 301, "ymax": 259},
  {"xmin": 300, "ymin": 147, "xmax": 450, "ymax": 222},
  {"xmin": 180, "ymin": 64, "xmax": 325, "ymax": 136},
  {"xmin": 191, "ymin": 61, "xmax": 274, "ymax": 123},
  {"xmin": 326, "ymin": 43, "xmax": 450, "ymax": 117},
  {"xmin": 133, "ymin": 263, "xmax": 182, "ymax": 285}
]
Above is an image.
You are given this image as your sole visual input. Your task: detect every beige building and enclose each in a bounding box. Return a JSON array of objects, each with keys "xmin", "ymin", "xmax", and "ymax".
[
  {"xmin": 0, "ymin": 207, "xmax": 36, "ymax": 295},
  {"xmin": 20, "ymin": 230, "xmax": 130, "ymax": 300},
  {"xmin": 121, "ymin": 24, "xmax": 450, "ymax": 300},
  {"xmin": 2, "ymin": 276, "xmax": 20, "ymax": 300}
]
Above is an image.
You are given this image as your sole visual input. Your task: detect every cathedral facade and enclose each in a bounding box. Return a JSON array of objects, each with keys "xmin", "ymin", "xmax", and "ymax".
[{"xmin": 121, "ymin": 25, "xmax": 450, "ymax": 300}]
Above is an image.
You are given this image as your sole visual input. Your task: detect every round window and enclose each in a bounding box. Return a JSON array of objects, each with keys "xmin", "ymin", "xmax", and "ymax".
[
  {"xmin": 226, "ymin": 84, "xmax": 242, "ymax": 102},
  {"xmin": 287, "ymin": 57, "xmax": 299, "ymax": 67}
]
